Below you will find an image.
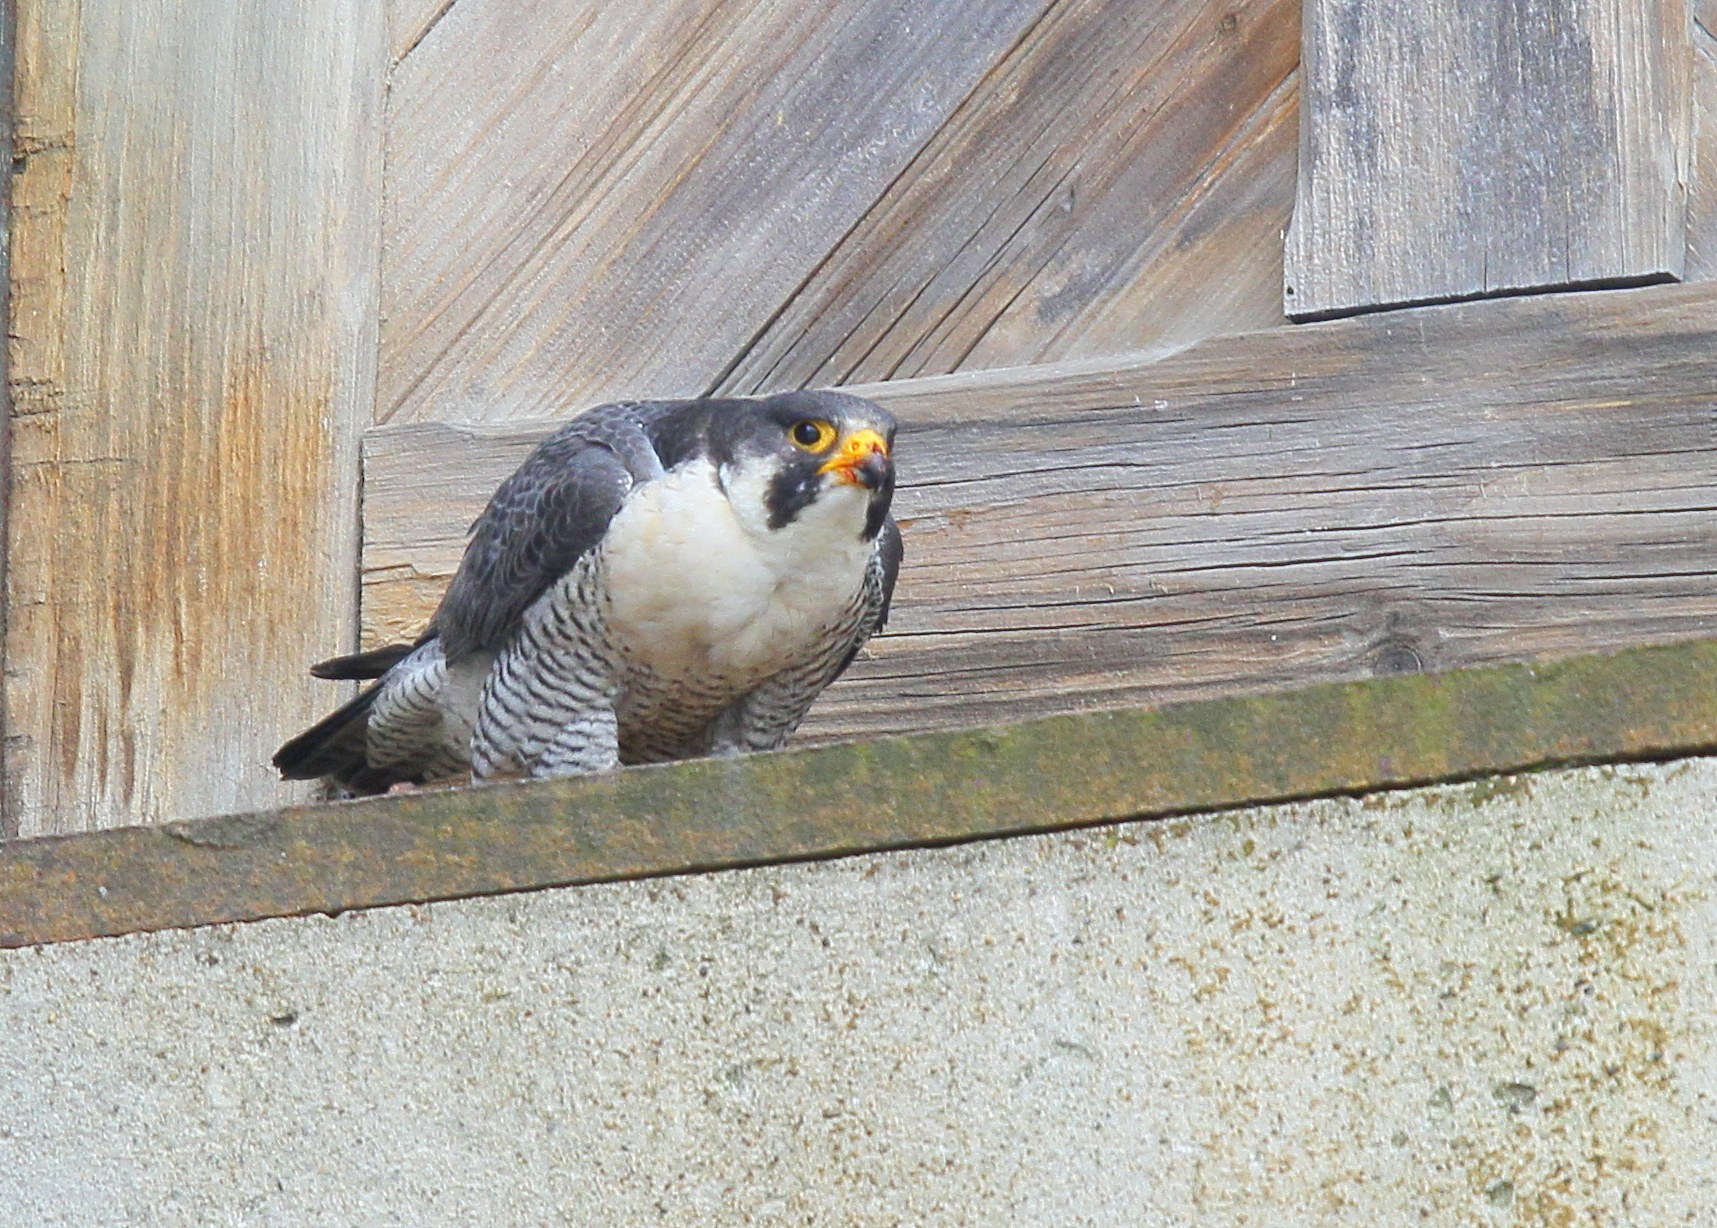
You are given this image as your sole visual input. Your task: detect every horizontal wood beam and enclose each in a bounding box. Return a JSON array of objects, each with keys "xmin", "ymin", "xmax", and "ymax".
[
  {"xmin": 361, "ymin": 280, "xmax": 1717, "ymax": 746},
  {"xmin": 4, "ymin": 638, "xmax": 1716, "ymax": 948}
]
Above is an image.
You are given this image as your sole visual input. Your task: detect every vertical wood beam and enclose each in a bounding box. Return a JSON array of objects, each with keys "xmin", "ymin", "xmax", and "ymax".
[
  {"xmin": 0, "ymin": 0, "xmax": 14, "ymax": 838},
  {"xmin": 7, "ymin": 0, "xmax": 384, "ymax": 833},
  {"xmin": 1285, "ymin": 0, "xmax": 1690, "ymax": 320}
]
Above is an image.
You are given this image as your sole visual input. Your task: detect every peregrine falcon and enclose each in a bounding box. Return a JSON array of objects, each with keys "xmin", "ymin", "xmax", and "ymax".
[{"xmin": 274, "ymin": 390, "xmax": 902, "ymax": 794}]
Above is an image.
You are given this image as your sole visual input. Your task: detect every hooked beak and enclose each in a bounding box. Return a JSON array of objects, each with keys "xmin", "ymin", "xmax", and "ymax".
[{"xmin": 817, "ymin": 428, "xmax": 891, "ymax": 490}]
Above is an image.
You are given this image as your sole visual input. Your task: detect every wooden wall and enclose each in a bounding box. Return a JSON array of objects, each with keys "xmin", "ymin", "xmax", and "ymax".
[
  {"xmin": 7, "ymin": 0, "xmax": 1710, "ymax": 834},
  {"xmin": 9, "ymin": 0, "xmax": 1299, "ymax": 834}
]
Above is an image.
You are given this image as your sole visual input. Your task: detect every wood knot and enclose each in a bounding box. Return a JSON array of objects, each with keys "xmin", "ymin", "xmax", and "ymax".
[{"xmin": 1372, "ymin": 635, "xmax": 1425, "ymax": 676}]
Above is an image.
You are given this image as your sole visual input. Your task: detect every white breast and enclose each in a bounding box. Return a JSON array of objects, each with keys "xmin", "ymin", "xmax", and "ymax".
[{"xmin": 598, "ymin": 457, "xmax": 875, "ymax": 682}]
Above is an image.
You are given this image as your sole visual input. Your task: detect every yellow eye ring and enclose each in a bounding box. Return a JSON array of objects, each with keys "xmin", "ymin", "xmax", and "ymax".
[{"xmin": 788, "ymin": 419, "xmax": 837, "ymax": 451}]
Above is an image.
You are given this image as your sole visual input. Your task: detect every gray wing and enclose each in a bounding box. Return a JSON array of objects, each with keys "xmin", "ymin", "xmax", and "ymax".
[
  {"xmin": 832, "ymin": 516, "xmax": 902, "ymax": 678},
  {"xmin": 872, "ymin": 516, "xmax": 903, "ymax": 632},
  {"xmin": 433, "ymin": 400, "xmax": 701, "ymax": 661}
]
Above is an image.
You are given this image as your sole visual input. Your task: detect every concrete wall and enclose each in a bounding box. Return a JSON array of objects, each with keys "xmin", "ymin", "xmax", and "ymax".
[{"xmin": 3, "ymin": 758, "xmax": 1714, "ymax": 1225}]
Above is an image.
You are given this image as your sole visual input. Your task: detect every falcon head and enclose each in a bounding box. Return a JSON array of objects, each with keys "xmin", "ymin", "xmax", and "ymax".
[{"xmin": 710, "ymin": 390, "xmax": 897, "ymax": 543}]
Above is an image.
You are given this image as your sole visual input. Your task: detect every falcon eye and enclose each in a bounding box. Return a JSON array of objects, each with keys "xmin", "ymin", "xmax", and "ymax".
[{"xmin": 788, "ymin": 419, "xmax": 836, "ymax": 451}]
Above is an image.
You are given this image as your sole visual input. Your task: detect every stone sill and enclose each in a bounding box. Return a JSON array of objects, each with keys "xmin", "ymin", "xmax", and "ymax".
[{"xmin": 4, "ymin": 639, "xmax": 1716, "ymax": 949}]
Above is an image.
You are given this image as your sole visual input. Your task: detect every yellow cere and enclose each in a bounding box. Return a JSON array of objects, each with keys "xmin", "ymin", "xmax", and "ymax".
[{"xmin": 817, "ymin": 428, "xmax": 889, "ymax": 476}]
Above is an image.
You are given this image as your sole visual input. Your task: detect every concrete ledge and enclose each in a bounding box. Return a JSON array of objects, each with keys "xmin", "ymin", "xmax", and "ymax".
[
  {"xmin": 4, "ymin": 758, "xmax": 1714, "ymax": 1223},
  {"xmin": 4, "ymin": 638, "xmax": 1717, "ymax": 948}
]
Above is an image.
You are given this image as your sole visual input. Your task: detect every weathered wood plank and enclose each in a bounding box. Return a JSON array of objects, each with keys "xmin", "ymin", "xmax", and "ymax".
[
  {"xmin": 715, "ymin": 0, "xmax": 1300, "ymax": 394},
  {"xmin": 8, "ymin": 0, "xmax": 384, "ymax": 834},
  {"xmin": 358, "ymin": 281, "xmax": 1717, "ymax": 745},
  {"xmin": 0, "ymin": 4, "xmax": 16, "ymax": 840},
  {"xmin": 379, "ymin": 0, "xmax": 1058, "ymax": 425},
  {"xmin": 1285, "ymin": 0, "xmax": 1690, "ymax": 319}
]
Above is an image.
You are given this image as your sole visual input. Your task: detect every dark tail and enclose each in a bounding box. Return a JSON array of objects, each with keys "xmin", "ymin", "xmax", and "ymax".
[
  {"xmin": 309, "ymin": 641, "xmax": 419, "ymax": 680},
  {"xmin": 278, "ymin": 638, "xmax": 438, "ymax": 795},
  {"xmin": 273, "ymin": 684, "xmax": 383, "ymax": 784}
]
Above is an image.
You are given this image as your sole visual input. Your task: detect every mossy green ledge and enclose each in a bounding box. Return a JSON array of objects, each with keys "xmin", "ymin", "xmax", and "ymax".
[{"xmin": 4, "ymin": 639, "xmax": 1716, "ymax": 948}]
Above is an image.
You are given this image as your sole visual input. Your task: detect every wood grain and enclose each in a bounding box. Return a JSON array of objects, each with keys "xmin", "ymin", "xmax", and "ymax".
[
  {"xmin": 715, "ymin": 0, "xmax": 1301, "ymax": 393},
  {"xmin": 357, "ymin": 280, "xmax": 1717, "ymax": 749},
  {"xmin": 379, "ymin": 0, "xmax": 1059, "ymax": 425},
  {"xmin": 1285, "ymin": 0, "xmax": 1691, "ymax": 319},
  {"xmin": 387, "ymin": 0, "xmax": 453, "ymax": 62},
  {"xmin": 1688, "ymin": 9, "xmax": 1717, "ymax": 279},
  {"xmin": 0, "ymin": 0, "xmax": 17, "ymax": 839},
  {"xmin": 8, "ymin": 0, "xmax": 383, "ymax": 834}
]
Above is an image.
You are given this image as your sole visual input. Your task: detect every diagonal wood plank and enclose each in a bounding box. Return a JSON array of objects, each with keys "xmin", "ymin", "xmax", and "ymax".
[
  {"xmin": 357, "ymin": 281, "xmax": 1717, "ymax": 747},
  {"xmin": 716, "ymin": 0, "xmax": 1300, "ymax": 394},
  {"xmin": 8, "ymin": 0, "xmax": 383, "ymax": 835},
  {"xmin": 1286, "ymin": 0, "xmax": 1690, "ymax": 319},
  {"xmin": 380, "ymin": 0, "xmax": 1059, "ymax": 425}
]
